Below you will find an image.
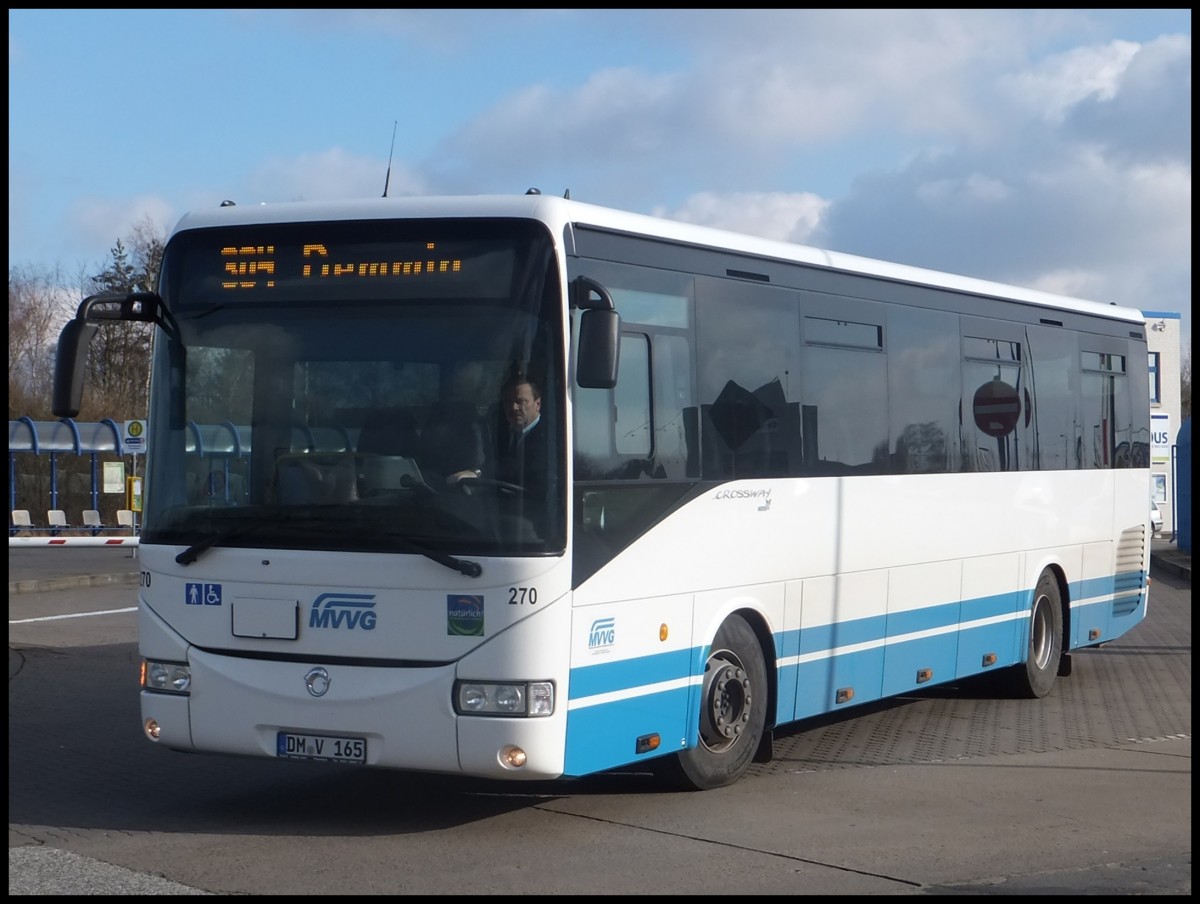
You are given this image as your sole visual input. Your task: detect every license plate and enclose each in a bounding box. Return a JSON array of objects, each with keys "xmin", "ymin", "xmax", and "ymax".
[{"xmin": 276, "ymin": 731, "xmax": 366, "ymax": 764}]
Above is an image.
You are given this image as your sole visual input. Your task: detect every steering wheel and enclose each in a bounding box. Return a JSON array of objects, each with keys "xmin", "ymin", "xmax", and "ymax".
[{"xmin": 453, "ymin": 474, "xmax": 524, "ymax": 496}]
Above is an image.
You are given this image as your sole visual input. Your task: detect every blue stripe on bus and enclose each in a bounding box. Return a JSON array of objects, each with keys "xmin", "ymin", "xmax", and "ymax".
[
  {"xmin": 567, "ymin": 647, "xmax": 695, "ymax": 700},
  {"xmin": 779, "ymin": 587, "xmax": 1026, "ymax": 658},
  {"xmin": 1072, "ymin": 571, "xmax": 1147, "ymax": 602},
  {"xmin": 563, "ymin": 684, "xmax": 692, "ymax": 777},
  {"xmin": 789, "ymin": 612, "xmax": 886, "ymax": 655},
  {"xmin": 563, "ymin": 571, "xmax": 1143, "ymax": 775}
]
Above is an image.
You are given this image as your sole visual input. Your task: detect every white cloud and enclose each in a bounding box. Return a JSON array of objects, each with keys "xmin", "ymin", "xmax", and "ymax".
[
  {"xmin": 1001, "ymin": 40, "xmax": 1140, "ymax": 122},
  {"xmin": 68, "ymin": 195, "xmax": 176, "ymax": 264},
  {"xmin": 653, "ymin": 191, "xmax": 829, "ymax": 244},
  {"xmin": 916, "ymin": 174, "xmax": 1013, "ymax": 210}
]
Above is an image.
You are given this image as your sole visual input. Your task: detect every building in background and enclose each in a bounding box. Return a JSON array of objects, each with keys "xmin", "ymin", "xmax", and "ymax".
[{"xmin": 1143, "ymin": 310, "xmax": 1183, "ymax": 537}]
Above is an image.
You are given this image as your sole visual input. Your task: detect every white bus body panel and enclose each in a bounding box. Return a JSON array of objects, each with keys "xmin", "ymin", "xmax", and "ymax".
[
  {"xmin": 138, "ymin": 545, "xmax": 575, "ymax": 780},
  {"xmin": 564, "ymin": 468, "xmax": 1149, "ymax": 775},
  {"xmin": 574, "ymin": 471, "xmax": 1135, "ymax": 604}
]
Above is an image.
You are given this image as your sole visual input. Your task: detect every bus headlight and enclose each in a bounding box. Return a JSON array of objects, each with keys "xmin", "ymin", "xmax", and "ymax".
[
  {"xmin": 454, "ymin": 680, "xmax": 554, "ymax": 717},
  {"xmin": 141, "ymin": 659, "xmax": 191, "ymax": 695}
]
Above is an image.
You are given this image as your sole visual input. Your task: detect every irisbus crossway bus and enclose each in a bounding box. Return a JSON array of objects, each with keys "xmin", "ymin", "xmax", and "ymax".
[{"xmin": 54, "ymin": 192, "xmax": 1152, "ymax": 790}]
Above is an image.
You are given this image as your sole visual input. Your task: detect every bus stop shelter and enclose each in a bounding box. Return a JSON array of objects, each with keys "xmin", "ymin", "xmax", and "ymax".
[{"xmin": 8, "ymin": 417, "xmax": 126, "ymax": 516}]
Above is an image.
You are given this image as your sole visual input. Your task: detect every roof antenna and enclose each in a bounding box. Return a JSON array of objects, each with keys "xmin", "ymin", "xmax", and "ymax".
[{"xmin": 382, "ymin": 120, "xmax": 398, "ymax": 198}]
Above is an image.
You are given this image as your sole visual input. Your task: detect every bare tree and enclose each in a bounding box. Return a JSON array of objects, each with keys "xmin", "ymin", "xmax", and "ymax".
[
  {"xmin": 7, "ymin": 265, "xmax": 75, "ymax": 418},
  {"xmin": 127, "ymin": 214, "xmax": 166, "ymax": 285},
  {"xmin": 8, "ymin": 217, "xmax": 167, "ymax": 423}
]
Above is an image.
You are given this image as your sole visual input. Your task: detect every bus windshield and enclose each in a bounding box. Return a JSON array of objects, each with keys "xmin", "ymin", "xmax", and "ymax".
[{"xmin": 141, "ymin": 217, "xmax": 566, "ymax": 558}]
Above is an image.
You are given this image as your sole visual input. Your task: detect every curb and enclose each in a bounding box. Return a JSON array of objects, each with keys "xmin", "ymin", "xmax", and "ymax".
[
  {"xmin": 1150, "ymin": 553, "xmax": 1191, "ymax": 584},
  {"xmin": 8, "ymin": 572, "xmax": 141, "ymax": 596}
]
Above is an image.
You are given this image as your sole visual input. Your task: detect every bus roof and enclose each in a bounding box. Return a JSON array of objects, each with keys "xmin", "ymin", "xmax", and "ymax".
[{"xmin": 170, "ymin": 193, "xmax": 1147, "ymax": 328}]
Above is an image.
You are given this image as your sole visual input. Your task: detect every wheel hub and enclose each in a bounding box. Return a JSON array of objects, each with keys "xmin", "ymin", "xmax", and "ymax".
[{"xmin": 700, "ymin": 654, "xmax": 752, "ymax": 750}]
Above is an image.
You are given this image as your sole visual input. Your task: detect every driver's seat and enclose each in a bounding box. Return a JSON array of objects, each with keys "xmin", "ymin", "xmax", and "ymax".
[
  {"xmin": 418, "ymin": 401, "xmax": 485, "ymax": 485},
  {"xmin": 357, "ymin": 407, "xmax": 419, "ymax": 457}
]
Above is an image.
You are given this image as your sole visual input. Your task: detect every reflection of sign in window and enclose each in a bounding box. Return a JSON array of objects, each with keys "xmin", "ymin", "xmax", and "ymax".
[{"xmin": 972, "ymin": 379, "xmax": 1020, "ymax": 438}]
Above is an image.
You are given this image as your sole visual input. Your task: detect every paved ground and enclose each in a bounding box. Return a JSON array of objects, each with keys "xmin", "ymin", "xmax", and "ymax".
[
  {"xmin": 8, "ymin": 550, "xmax": 1191, "ymax": 894},
  {"xmin": 1151, "ymin": 537, "xmax": 1193, "ymax": 582},
  {"xmin": 8, "ymin": 544, "xmax": 141, "ymax": 594}
]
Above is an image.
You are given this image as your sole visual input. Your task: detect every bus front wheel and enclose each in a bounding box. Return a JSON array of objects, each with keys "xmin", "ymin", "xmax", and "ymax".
[{"xmin": 657, "ymin": 614, "xmax": 767, "ymax": 791}]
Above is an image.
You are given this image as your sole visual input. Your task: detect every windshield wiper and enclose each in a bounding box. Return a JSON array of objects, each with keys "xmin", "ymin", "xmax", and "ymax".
[
  {"xmin": 175, "ymin": 514, "xmax": 281, "ymax": 566},
  {"xmin": 382, "ymin": 531, "xmax": 482, "ymax": 578}
]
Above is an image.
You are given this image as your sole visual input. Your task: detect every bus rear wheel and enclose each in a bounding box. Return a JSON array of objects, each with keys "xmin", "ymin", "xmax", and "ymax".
[
  {"xmin": 1002, "ymin": 569, "xmax": 1064, "ymax": 699},
  {"xmin": 656, "ymin": 614, "xmax": 767, "ymax": 791}
]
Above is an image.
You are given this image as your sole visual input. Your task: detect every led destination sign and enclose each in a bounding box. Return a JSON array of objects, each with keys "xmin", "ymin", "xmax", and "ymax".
[
  {"xmin": 219, "ymin": 242, "xmax": 462, "ymax": 291},
  {"xmin": 172, "ymin": 220, "xmax": 534, "ymax": 304}
]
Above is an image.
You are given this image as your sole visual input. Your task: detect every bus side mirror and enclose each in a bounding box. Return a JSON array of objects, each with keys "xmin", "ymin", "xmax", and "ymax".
[
  {"xmin": 52, "ymin": 319, "xmax": 99, "ymax": 418},
  {"xmin": 577, "ymin": 309, "xmax": 620, "ymax": 389},
  {"xmin": 52, "ymin": 290, "xmax": 181, "ymax": 421},
  {"xmin": 571, "ymin": 276, "xmax": 619, "ymax": 389}
]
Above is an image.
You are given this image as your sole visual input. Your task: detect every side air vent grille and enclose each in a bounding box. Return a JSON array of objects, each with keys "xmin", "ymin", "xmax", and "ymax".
[{"xmin": 1112, "ymin": 526, "xmax": 1148, "ymax": 617}]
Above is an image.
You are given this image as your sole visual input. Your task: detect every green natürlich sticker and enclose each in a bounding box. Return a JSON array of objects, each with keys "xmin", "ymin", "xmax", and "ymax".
[{"xmin": 447, "ymin": 594, "xmax": 484, "ymax": 636}]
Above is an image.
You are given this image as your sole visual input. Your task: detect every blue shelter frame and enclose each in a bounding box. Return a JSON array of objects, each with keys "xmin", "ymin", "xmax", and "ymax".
[{"xmin": 8, "ymin": 417, "xmax": 125, "ymax": 513}]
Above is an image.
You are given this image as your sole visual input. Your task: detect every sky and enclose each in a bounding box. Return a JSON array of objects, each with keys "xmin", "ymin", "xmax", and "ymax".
[{"xmin": 8, "ymin": 9, "xmax": 1192, "ymax": 350}]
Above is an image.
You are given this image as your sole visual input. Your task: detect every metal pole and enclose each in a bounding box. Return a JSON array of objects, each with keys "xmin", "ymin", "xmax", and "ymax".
[{"xmin": 1170, "ymin": 443, "xmax": 1177, "ymax": 543}]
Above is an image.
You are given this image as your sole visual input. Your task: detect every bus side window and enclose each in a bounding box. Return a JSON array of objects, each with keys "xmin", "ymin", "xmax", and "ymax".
[
  {"xmin": 696, "ymin": 279, "xmax": 802, "ymax": 480},
  {"xmin": 574, "ymin": 333, "xmax": 653, "ymax": 479}
]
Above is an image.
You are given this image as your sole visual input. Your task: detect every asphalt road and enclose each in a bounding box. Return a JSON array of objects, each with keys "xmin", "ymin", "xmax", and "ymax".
[{"xmin": 8, "ymin": 549, "xmax": 1192, "ymax": 895}]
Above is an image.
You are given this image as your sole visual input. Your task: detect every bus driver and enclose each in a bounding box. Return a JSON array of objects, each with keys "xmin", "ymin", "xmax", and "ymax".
[{"xmin": 450, "ymin": 375, "xmax": 548, "ymax": 504}]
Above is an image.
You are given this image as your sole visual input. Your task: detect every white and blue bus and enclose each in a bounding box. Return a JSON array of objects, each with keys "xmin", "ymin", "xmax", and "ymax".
[{"xmin": 54, "ymin": 192, "xmax": 1152, "ymax": 790}]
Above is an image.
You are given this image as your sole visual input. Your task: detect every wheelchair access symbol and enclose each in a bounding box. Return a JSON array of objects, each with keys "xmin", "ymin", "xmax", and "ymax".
[{"xmin": 185, "ymin": 583, "xmax": 223, "ymax": 606}]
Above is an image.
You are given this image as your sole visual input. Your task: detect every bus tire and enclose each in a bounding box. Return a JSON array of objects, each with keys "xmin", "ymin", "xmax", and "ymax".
[
  {"xmin": 656, "ymin": 614, "xmax": 767, "ymax": 791},
  {"xmin": 1003, "ymin": 569, "xmax": 1064, "ymax": 699}
]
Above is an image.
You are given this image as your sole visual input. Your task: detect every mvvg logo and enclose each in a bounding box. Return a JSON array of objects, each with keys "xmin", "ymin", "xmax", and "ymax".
[
  {"xmin": 588, "ymin": 616, "xmax": 616, "ymax": 650},
  {"xmin": 309, "ymin": 593, "xmax": 378, "ymax": 631}
]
